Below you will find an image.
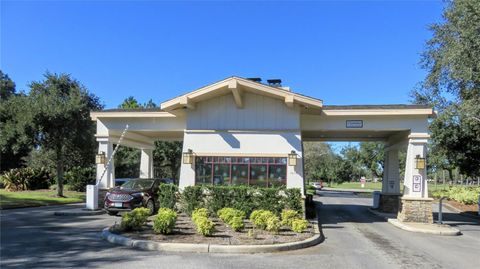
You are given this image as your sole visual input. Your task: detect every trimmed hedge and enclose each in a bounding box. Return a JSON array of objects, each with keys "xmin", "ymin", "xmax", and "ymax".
[
  {"xmin": 158, "ymin": 183, "xmax": 178, "ymax": 209},
  {"xmin": 181, "ymin": 185, "xmax": 204, "ymax": 216},
  {"xmin": 181, "ymin": 185, "xmax": 302, "ymax": 217}
]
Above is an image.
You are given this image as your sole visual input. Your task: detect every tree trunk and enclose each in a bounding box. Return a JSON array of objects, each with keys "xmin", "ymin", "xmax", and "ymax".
[
  {"xmin": 448, "ymin": 169, "xmax": 454, "ymax": 185},
  {"xmin": 56, "ymin": 146, "xmax": 64, "ymax": 197}
]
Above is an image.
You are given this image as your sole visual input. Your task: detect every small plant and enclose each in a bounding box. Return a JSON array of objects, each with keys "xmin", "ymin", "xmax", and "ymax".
[
  {"xmin": 281, "ymin": 209, "xmax": 300, "ymax": 227},
  {"xmin": 229, "ymin": 216, "xmax": 245, "ymax": 231},
  {"xmin": 291, "ymin": 218, "xmax": 309, "ymax": 233},
  {"xmin": 250, "ymin": 210, "xmax": 275, "ymax": 230},
  {"xmin": 266, "ymin": 215, "xmax": 281, "ymax": 234},
  {"xmin": 192, "ymin": 208, "xmax": 209, "ymax": 222},
  {"xmin": 195, "ymin": 217, "xmax": 215, "ymax": 236},
  {"xmin": 153, "ymin": 208, "xmax": 177, "ymax": 234},
  {"xmin": 121, "ymin": 207, "xmax": 150, "ymax": 231}
]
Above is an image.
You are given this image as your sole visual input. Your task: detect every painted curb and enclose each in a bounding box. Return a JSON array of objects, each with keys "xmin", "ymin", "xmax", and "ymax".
[
  {"xmin": 367, "ymin": 208, "xmax": 461, "ymax": 236},
  {"xmin": 54, "ymin": 209, "xmax": 106, "ymax": 216},
  {"xmin": 387, "ymin": 218, "xmax": 461, "ymax": 236},
  {"xmin": 101, "ymin": 223, "xmax": 322, "ymax": 253}
]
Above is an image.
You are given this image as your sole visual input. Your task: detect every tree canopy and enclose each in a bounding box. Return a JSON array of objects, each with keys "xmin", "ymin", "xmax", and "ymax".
[{"xmin": 412, "ymin": 0, "xmax": 480, "ymax": 177}]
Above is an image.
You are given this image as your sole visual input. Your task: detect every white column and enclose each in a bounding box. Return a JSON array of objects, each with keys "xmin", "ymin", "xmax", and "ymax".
[
  {"xmin": 140, "ymin": 149, "xmax": 154, "ymax": 178},
  {"xmin": 96, "ymin": 138, "xmax": 115, "ymax": 189},
  {"xmin": 403, "ymin": 137, "xmax": 429, "ymax": 198},
  {"xmin": 382, "ymin": 149, "xmax": 400, "ymax": 194}
]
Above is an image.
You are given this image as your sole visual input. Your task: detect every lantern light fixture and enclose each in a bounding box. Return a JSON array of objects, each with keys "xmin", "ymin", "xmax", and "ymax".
[
  {"xmin": 183, "ymin": 149, "xmax": 194, "ymax": 164},
  {"xmin": 288, "ymin": 150, "xmax": 297, "ymax": 166},
  {"xmin": 95, "ymin": 151, "xmax": 106, "ymax": 165},
  {"xmin": 415, "ymin": 154, "xmax": 426, "ymax": 170}
]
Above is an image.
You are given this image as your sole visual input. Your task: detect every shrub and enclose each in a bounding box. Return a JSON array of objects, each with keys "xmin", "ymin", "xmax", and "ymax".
[
  {"xmin": 284, "ymin": 188, "xmax": 303, "ymax": 213},
  {"xmin": 194, "ymin": 217, "xmax": 215, "ymax": 236},
  {"xmin": 218, "ymin": 207, "xmax": 246, "ymax": 223},
  {"xmin": 266, "ymin": 216, "xmax": 281, "ymax": 234},
  {"xmin": 121, "ymin": 207, "xmax": 150, "ymax": 231},
  {"xmin": 153, "ymin": 208, "xmax": 177, "ymax": 234},
  {"xmin": 1, "ymin": 167, "xmax": 51, "ymax": 191},
  {"xmin": 432, "ymin": 187, "xmax": 480, "ymax": 205},
  {"xmin": 181, "ymin": 186, "xmax": 204, "ymax": 216},
  {"xmin": 192, "ymin": 208, "xmax": 209, "ymax": 223},
  {"xmin": 64, "ymin": 166, "xmax": 95, "ymax": 192},
  {"xmin": 229, "ymin": 216, "xmax": 245, "ymax": 231},
  {"xmin": 180, "ymin": 185, "xmax": 304, "ymax": 217},
  {"xmin": 291, "ymin": 218, "xmax": 309, "ymax": 233},
  {"xmin": 281, "ymin": 209, "xmax": 301, "ymax": 227},
  {"xmin": 158, "ymin": 184, "xmax": 178, "ymax": 209},
  {"xmin": 250, "ymin": 210, "xmax": 275, "ymax": 230},
  {"xmin": 254, "ymin": 187, "xmax": 284, "ymax": 215},
  {"xmin": 218, "ymin": 207, "xmax": 246, "ymax": 231}
]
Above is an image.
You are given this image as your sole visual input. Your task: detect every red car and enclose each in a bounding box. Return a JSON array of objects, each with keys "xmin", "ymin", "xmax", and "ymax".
[{"xmin": 104, "ymin": 178, "xmax": 165, "ymax": 216}]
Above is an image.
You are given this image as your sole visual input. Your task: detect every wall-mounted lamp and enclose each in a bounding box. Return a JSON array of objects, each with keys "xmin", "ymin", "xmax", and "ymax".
[
  {"xmin": 415, "ymin": 154, "xmax": 426, "ymax": 170},
  {"xmin": 96, "ymin": 151, "xmax": 106, "ymax": 165},
  {"xmin": 288, "ymin": 150, "xmax": 298, "ymax": 166},
  {"xmin": 183, "ymin": 149, "xmax": 194, "ymax": 164}
]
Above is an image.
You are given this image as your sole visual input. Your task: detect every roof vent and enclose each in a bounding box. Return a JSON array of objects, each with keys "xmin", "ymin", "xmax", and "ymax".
[
  {"xmin": 247, "ymin": 77, "xmax": 262, "ymax": 83},
  {"xmin": 267, "ymin": 79, "xmax": 282, "ymax": 87}
]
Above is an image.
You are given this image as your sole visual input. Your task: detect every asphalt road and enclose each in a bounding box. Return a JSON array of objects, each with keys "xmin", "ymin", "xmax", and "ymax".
[{"xmin": 1, "ymin": 191, "xmax": 479, "ymax": 269}]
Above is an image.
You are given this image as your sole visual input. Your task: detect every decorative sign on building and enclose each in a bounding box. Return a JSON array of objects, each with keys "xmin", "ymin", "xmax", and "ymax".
[
  {"xmin": 346, "ymin": 120, "xmax": 363, "ymax": 128},
  {"xmin": 412, "ymin": 174, "xmax": 422, "ymax": 192}
]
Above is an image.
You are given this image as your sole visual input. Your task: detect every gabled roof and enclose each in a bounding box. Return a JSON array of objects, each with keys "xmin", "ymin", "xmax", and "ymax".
[{"xmin": 160, "ymin": 76, "xmax": 323, "ymax": 112}]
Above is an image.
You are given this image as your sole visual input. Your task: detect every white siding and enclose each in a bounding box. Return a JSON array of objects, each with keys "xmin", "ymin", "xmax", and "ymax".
[{"xmin": 187, "ymin": 92, "xmax": 300, "ymax": 130}]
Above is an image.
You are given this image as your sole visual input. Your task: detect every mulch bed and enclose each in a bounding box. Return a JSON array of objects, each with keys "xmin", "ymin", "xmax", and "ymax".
[
  {"xmin": 445, "ymin": 200, "xmax": 479, "ymax": 217},
  {"xmin": 117, "ymin": 213, "xmax": 315, "ymax": 245}
]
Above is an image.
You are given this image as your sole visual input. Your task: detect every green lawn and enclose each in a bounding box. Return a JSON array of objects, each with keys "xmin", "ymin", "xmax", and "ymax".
[
  {"xmin": 327, "ymin": 182, "xmax": 383, "ymax": 190},
  {"xmin": 327, "ymin": 181, "xmax": 458, "ymax": 193},
  {"xmin": 0, "ymin": 189, "xmax": 85, "ymax": 209}
]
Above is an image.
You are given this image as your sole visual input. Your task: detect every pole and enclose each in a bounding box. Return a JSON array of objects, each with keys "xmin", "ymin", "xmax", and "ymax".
[{"xmin": 438, "ymin": 197, "xmax": 447, "ymax": 224}]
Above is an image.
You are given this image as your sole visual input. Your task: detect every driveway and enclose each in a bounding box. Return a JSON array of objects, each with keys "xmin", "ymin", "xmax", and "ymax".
[{"xmin": 1, "ymin": 192, "xmax": 479, "ymax": 269}]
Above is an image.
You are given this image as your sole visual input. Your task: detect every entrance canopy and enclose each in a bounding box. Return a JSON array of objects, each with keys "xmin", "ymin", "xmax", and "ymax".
[{"xmin": 91, "ymin": 76, "xmax": 434, "ymax": 205}]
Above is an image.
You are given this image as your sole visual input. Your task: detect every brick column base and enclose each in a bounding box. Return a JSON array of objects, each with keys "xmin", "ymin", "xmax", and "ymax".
[
  {"xmin": 397, "ymin": 197, "xmax": 433, "ymax": 223},
  {"xmin": 378, "ymin": 193, "xmax": 401, "ymax": 213}
]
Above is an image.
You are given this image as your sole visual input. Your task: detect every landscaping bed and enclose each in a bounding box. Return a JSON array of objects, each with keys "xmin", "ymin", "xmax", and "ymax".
[{"xmin": 116, "ymin": 213, "xmax": 315, "ymax": 245}]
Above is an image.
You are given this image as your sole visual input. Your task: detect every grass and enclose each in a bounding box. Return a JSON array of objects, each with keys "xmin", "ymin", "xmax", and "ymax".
[
  {"xmin": 327, "ymin": 182, "xmax": 383, "ymax": 190},
  {"xmin": 0, "ymin": 189, "xmax": 85, "ymax": 209},
  {"xmin": 327, "ymin": 181, "xmax": 457, "ymax": 193}
]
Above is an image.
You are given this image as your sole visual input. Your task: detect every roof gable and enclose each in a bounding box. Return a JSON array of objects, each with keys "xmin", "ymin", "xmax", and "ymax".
[{"xmin": 160, "ymin": 76, "xmax": 323, "ymax": 112}]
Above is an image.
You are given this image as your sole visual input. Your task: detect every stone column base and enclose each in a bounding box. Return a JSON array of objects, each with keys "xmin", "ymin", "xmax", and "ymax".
[
  {"xmin": 378, "ymin": 193, "xmax": 401, "ymax": 213},
  {"xmin": 397, "ymin": 197, "xmax": 433, "ymax": 223}
]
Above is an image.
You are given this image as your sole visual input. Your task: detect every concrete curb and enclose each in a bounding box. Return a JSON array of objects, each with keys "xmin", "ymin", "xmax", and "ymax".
[
  {"xmin": 101, "ymin": 222, "xmax": 322, "ymax": 253},
  {"xmin": 367, "ymin": 208, "xmax": 461, "ymax": 236},
  {"xmin": 54, "ymin": 209, "xmax": 106, "ymax": 216},
  {"xmin": 387, "ymin": 218, "xmax": 461, "ymax": 236}
]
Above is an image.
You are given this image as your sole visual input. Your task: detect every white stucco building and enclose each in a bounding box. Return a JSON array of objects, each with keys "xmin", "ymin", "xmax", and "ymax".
[{"xmin": 91, "ymin": 76, "xmax": 435, "ymax": 222}]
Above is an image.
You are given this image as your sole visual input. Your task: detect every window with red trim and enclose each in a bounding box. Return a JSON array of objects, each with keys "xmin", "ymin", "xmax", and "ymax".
[{"xmin": 194, "ymin": 156, "xmax": 287, "ymax": 187}]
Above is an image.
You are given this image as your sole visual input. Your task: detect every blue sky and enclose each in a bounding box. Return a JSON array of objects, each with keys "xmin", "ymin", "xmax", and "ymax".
[{"xmin": 2, "ymin": 0, "xmax": 444, "ymax": 109}]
